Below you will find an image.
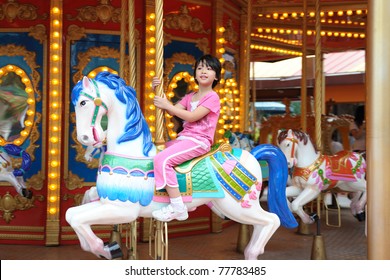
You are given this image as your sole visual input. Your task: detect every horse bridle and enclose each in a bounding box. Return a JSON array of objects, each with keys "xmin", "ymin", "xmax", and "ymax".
[
  {"xmin": 284, "ymin": 133, "xmax": 299, "ymax": 165},
  {"xmin": 79, "ymin": 79, "xmax": 108, "ymax": 127}
]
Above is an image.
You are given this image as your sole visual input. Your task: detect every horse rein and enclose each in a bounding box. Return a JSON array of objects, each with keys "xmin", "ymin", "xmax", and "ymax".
[
  {"xmin": 284, "ymin": 135, "xmax": 298, "ymax": 164},
  {"xmin": 79, "ymin": 79, "xmax": 108, "ymax": 127}
]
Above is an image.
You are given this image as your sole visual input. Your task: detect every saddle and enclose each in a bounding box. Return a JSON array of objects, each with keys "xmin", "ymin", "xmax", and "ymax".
[
  {"xmin": 153, "ymin": 143, "xmax": 258, "ymax": 203},
  {"xmin": 292, "ymin": 151, "xmax": 361, "ymax": 188}
]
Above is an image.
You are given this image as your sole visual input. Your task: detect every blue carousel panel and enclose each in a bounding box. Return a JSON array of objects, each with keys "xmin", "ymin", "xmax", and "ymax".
[
  {"xmin": 0, "ymin": 32, "xmax": 44, "ymax": 178},
  {"xmin": 165, "ymin": 40, "xmax": 203, "ymax": 81},
  {"xmin": 70, "ymin": 33, "xmax": 121, "ymax": 83}
]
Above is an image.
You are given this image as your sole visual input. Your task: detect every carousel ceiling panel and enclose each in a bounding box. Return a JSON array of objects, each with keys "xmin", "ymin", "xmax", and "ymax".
[{"xmin": 250, "ymin": 0, "xmax": 367, "ymax": 61}]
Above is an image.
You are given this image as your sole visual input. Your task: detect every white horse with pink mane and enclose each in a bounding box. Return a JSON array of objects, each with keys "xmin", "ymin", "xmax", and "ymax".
[
  {"xmin": 65, "ymin": 72, "xmax": 297, "ymax": 260},
  {"xmin": 277, "ymin": 129, "xmax": 367, "ymax": 224}
]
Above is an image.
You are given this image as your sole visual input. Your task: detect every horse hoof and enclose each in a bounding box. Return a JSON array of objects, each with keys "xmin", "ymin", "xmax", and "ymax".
[
  {"xmin": 354, "ymin": 211, "xmax": 366, "ymax": 222},
  {"xmin": 22, "ymin": 189, "xmax": 33, "ymax": 199},
  {"xmin": 108, "ymin": 241, "xmax": 123, "ymax": 259},
  {"xmin": 309, "ymin": 213, "xmax": 319, "ymax": 222}
]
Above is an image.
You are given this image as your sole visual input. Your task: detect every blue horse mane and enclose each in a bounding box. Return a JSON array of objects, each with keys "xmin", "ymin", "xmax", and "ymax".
[{"xmin": 72, "ymin": 72, "xmax": 154, "ymax": 157}]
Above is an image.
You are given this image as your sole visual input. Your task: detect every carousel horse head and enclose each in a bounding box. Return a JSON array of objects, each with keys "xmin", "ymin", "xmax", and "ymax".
[
  {"xmin": 277, "ymin": 129, "xmax": 314, "ymax": 168},
  {"xmin": 72, "ymin": 72, "xmax": 154, "ymax": 157}
]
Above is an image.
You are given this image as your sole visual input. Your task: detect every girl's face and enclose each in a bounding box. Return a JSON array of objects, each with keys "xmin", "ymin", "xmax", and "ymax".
[{"xmin": 195, "ymin": 61, "xmax": 217, "ymax": 87}]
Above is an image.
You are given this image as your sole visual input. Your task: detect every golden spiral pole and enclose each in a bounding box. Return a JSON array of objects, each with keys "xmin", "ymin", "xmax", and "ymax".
[
  {"xmin": 108, "ymin": 0, "xmax": 128, "ymax": 260},
  {"xmin": 153, "ymin": 0, "xmax": 168, "ymax": 260},
  {"xmin": 300, "ymin": 0, "xmax": 308, "ymax": 132},
  {"xmin": 125, "ymin": 0, "xmax": 138, "ymax": 260},
  {"xmin": 119, "ymin": 0, "xmax": 127, "ymax": 77},
  {"xmin": 128, "ymin": 0, "xmax": 136, "ymax": 88},
  {"xmin": 314, "ymin": 0, "xmax": 323, "ymax": 151}
]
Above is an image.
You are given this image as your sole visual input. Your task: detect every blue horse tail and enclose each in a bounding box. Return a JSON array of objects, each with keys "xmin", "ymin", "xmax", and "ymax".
[
  {"xmin": 1, "ymin": 144, "xmax": 32, "ymax": 177},
  {"xmin": 251, "ymin": 144, "xmax": 298, "ymax": 228}
]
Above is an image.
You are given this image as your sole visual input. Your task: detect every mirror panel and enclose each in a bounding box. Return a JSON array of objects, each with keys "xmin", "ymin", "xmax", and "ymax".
[{"xmin": 0, "ymin": 65, "xmax": 35, "ymax": 146}]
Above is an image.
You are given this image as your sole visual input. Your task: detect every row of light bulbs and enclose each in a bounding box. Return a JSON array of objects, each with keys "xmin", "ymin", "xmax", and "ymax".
[
  {"xmin": 47, "ymin": 3, "xmax": 62, "ymax": 218},
  {"xmin": 256, "ymin": 27, "xmax": 365, "ymax": 39},
  {"xmin": 259, "ymin": 9, "xmax": 367, "ymax": 20}
]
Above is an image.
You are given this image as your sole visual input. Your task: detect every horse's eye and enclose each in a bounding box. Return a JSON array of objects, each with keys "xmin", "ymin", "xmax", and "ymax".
[{"xmin": 80, "ymin": 100, "xmax": 87, "ymax": 107}]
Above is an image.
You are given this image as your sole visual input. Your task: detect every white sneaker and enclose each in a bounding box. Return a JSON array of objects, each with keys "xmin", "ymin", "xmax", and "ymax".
[{"xmin": 152, "ymin": 205, "xmax": 188, "ymax": 222}]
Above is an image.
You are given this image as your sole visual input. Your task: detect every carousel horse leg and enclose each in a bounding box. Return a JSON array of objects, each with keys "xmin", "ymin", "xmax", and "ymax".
[
  {"xmin": 66, "ymin": 202, "xmax": 136, "ymax": 259},
  {"xmin": 291, "ymin": 187, "xmax": 320, "ymax": 224},
  {"xmin": 350, "ymin": 191, "xmax": 367, "ymax": 221},
  {"xmin": 243, "ymin": 212, "xmax": 280, "ymax": 260}
]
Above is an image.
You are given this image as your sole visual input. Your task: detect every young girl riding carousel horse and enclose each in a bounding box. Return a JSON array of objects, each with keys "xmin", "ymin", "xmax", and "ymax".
[{"xmin": 151, "ymin": 54, "xmax": 222, "ymax": 222}]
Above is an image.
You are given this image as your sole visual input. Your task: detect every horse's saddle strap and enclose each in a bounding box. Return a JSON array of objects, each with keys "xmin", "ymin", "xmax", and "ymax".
[
  {"xmin": 210, "ymin": 152, "xmax": 256, "ymax": 201},
  {"xmin": 293, "ymin": 154, "xmax": 325, "ymax": 181}
]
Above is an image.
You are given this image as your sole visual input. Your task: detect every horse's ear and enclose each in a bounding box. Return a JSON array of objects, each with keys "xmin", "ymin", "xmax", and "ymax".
[
  {"xmin": 82, "ymin": 76, "xmax": 93, "ymax": 91},
  {"xmin": 277, "ymin": 129, "xmax": 282, "ymax": 136},
  {"xmin": 287, "ymin": 129, "xmax": 293, "ymax": 137}
]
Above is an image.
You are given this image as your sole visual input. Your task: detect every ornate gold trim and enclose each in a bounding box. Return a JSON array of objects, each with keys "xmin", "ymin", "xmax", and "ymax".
[
  {"xmin": 223, "ymin": 19, "xmax": 238, "ymax": 45},
  {"xmin": 0, "ymin": 192, "xmax": 44, "ymax": 223},
  {"xmin": 28, "ymin": 24, "xmax": 46, "ymax": 44},
  {"xmin": 164, "ymin": 5, "xmax": 210, "ymax": 34},
  {"xmin": 0, "ymin": 225, "xmax": 44, "ymax": 232},
  {"xmin": 72, "ymin": 46, "xmax": 121, "ymax": 84},
  {"xmin": 0, "ymin": 0, "xmax": 47, "ymax": 22},
  {"xmin": 0, "ymin": 233, "xmax": 44, "ymax": 240},
  {"xmin": 66, "ymin": 0, "xmax": 121, "ymax": 24}
]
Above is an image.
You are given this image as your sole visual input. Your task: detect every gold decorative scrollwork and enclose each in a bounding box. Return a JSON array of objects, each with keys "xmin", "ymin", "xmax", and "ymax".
[
  {"xmin": 165, "ymin": 5, "xmax": 210, "ymax": 34},
  {"xmin": 64, "ymin": 171, "xmax": 86, "ymax": 191},
  {"xmin": 163, "ymin": 53, "xmax": 195, "ymax": 88},
  {"xmin": 25, "ymin": 171, "xmax": 44, "ymax": 191},
  {"xmin": 0, "ymin": 192, "xmax": 44, "ymax": 223},
  {"xmin": 72, "ymin": 46, "xmax": 121, "ymax": 84},
  {"xmin": 67, "ymin": 25, "xmax": 87, "ymax": 42},
  {"xmin": 66, "ymin": 0, "xmax": 121, "ymax": 24},
  {"xmin": 223, "ymin": 19, "xmax": 238, "ymax": 45},
  {"xmin": 196, "ymin": 38, "xmax": 210, "ymax": 54},
  {"xmin": 0, "ymin": 0, "xmax": 47, "ymax": 23},
  {"xmin": 28, "ymin": 24, "xmax": 46, "ymax": 44}
]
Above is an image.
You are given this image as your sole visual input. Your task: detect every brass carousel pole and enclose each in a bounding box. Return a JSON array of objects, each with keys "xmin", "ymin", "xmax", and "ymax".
[
  {"xmin": 311, "ymin": 0, "xmax": 326, "ymax": 260},
  {"xmin": 236, "ymin": 0, "xmax": 252, "ymax": 253},
  {"xmin": 154, "ymin": 0, "xmax": 168, "ymax": 260},
  {"xmin": 367, "ymin": 0, "xmax": 390, "ymax": 259},
  {"xmin": 126, "ymin": 0, "xmax": 138, "ymax": 260},
  {"xmin": 301, "ymin": 0, "xmax": 308, "ymax": 132},
  {"xmin": 296, "ymin": 0, "xmax": 312, "ymax": 236},
  {"xmin": 108, "ymin": 0, "xmax": 129, "ymax": 259}
]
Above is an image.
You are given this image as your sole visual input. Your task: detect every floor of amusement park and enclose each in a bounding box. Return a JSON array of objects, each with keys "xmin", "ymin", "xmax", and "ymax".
[{"xmin": 0, "ymin": 208, "xmax": 367, "ymax": 260}]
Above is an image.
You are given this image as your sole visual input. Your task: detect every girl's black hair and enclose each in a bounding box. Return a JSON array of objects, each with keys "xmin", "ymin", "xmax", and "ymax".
[{"xmin": 193, "ymin": 54, "xmax": 222, "ymax": 88}]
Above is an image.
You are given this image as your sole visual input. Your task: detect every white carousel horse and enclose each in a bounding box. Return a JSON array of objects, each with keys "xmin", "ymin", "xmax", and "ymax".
[
  {"xmin": 277, "ymin": 129, "xmax": 367, "ymax": 224},
  {"xmin": 0, "ymin": 144, "xmax": 32, "ymax": 199},
  {"xmin": 65, "ymin": 72, "xmax": 297, "ymax": 260}
]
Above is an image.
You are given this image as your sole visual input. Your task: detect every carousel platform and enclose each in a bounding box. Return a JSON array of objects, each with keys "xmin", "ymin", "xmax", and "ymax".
[{"xmin": 0, "ymin": 208, "xmax": 366, "ymax": 260}]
